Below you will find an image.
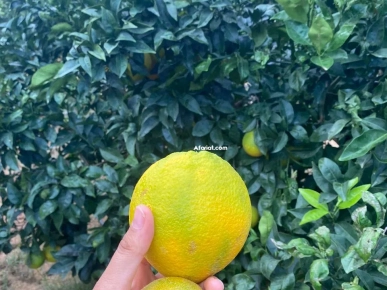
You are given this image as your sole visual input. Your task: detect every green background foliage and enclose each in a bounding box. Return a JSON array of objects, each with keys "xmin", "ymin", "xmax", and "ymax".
[{"xmin": 2, "ymin": 0, "xmax": 387, "ymax": 289}]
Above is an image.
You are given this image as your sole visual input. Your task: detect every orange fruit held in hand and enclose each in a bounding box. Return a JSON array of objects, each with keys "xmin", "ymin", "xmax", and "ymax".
[{"xmin": 129, "ymin": 151, "xmax": 251, "ymax": 283}]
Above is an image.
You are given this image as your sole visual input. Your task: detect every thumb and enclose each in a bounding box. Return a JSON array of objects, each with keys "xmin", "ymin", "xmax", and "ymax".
[{"xmin": 94, "ymin": 205, "xmax": 154, "ymax": 290}]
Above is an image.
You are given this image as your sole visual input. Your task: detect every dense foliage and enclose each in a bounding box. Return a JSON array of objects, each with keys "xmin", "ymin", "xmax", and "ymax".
[{"xmin": 2, "ymin": 0, "xmax": 387, "ymax": 289}]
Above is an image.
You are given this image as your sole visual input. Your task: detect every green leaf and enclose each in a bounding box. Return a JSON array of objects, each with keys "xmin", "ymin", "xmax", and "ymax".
[
  {"xmin": 371, "ymin": 48, "xmax": 387, "ymax": 58},
  {"xmin": 231, "ymin": 273, "xmax": 255, "ymax": 290},
  {"xmin": 99, "ymin": 148, "xmax": 124, "ymax": 163},
  {"xmin": 154, "ymin": 29, "xmax": 177, "ymax": 50},
  {"xmin": 95, "ymin": 199, "xmax": 113, "ymax": 218},
  {"xmin": 50, "ymin": 22, "xmax": 72, "ymax": 34},
  {"xmin": 375, "ymin": 262, "xmax": 387, "ymax": 277},
  {"xmin": 300, "ymin": 208, "xmax": 329, "ymax": 225},
  {"xmin": 110, "ymin": 0, "xmax": 122, "ymax": 14},
  {"xmin": 362, "ymin": 117, "xmax": 387, "ymax": 131},
  {"xmin": 123, "ymin": 134, "xmax": 136, "ymax": 156},
  {"xmin": 310, "ymin": 259, "xmax": 329, "ymax": 290},
  {"xmin": 165, "ymin": 0, "xmax": 178, "ymax": 21},
  {"xmin": 224, "ymin": 145, "xmax": 239, "ymax": 161},
  {"xmin": 189, "ymin": 29, "xmax": 208, "ymax": 45},
  {"xmin": 299, "ymin": 188, "xmax": 328, "ymax": 210},
  {"xmin": 192, "ymin": 119, "xmax": 215, "ymax": 137},
  {"xmin": 103, "ymin": 164, "xmax": 118, "ymax": 183},
  {"xmin": 61, "ymin": 175, "xmax": 89, "ymax": 188},
  {"xmin": 89, "ymin": 45, "xmax": 106, "ymax": 61},
  {"xmin": 290, "ymin": 125, "xmax": 309, "ymax": 141},
  {"xmin": 369, "ymin": 271, "xmax": 387, "ymax": 287},
  {"xmin": 325, "ymin": 48, "xmax": 348, "ymax": 60},
  {"xmin": 54, "ymin": 60, "xmax": 81, "ymax": 79},
  {"xmin": 101, "ymin": 7, "xmax": 117, "ymax": 34},
  {"xmin": 355, "ymin": 270, "xmax": 375, "ymax": 290},
  {"xmin": 39, "ymin": 200, "xmax": 58, "ymax": 219},
  {"xmin": 367, "ymin": 18, "xmax": 385, "ymax": 46},
  {"xmin": 237, "ymin": 54, "xmax": 249, "ymax": 80},
  {"xmin": 333, "ymin": 181, "xmax": 349, "ymax": 201},
  {"xmin": 252, "ymin": 23, "xmax": 268, "ymax": 47},
  {"xmin": 285, "ymin": 21, "xmax": 312, "ymax": 45},
  {"xmin": 210, "ymin": 127, "xmax": 224, "ymax": 146},
  {"xmin": 259, "ymin": 210, "xmax": 274, "ymax": 245},
  {"xmin": 308, "ymin": 15, "xmax": 334, "ymax": 54},
  {"xmin": 354, "ymin": 227, "xmax": 383, "ymax": 262},
  {"xmin": 339, "ymin": 129, "xmax": 387, "ymax": 161},
  {"xmin": 109, "ymin": 54, "xmax": 127, "ymax": 78},
  {"xmin": 311, "ymin": 55, "xmax": 334, "ymax": 71},
  {"xmin": 7, "ymin": 183, "xmax": 22, "ymax": 205},
  {"xmin": 338, "ymin": 184, "xmax": 370, "ymax": 209},
  {"xmin": 104, "ymin": 42, "xmax": 119, "ymax": 54},
  {"xmin": 309, "ymin": 226, "xmax": 331, "ymax": 249},
  {"xmin": 327, "ymin": 24, "xmax": 356, "ymax": 51},
  {"xmin": 286, "ymin": 238, "xmax": 319, "ymax": 257},
  {"xmin": 138, "ymin": 116, "xmax": 160, "ymax": 139},
  {"xmin": 272, "ymin": 132, "xmax": 288, "ymax": 153},
  {"xmin": 79, "ymin": 56, "xmax": 92, "ymax": 77},
  {"xmin": 341, "ymin": 246, "xmax": 366, "ymax": 274},
  {"xmin": 260, "ymin": 254, "xmax": 280, "ymax": 280},
  {"xmin": 96, "ymin": 180, "xmax": 116, "ymax": 193},
  {"xmin": 362, "ymin": 191, "xmax": 385, "ymax": 227},
  {"xmin": 116, "ymin": 32, "xmax": 136, "ymax": 42},
  {"xmin": 270, "ymin": 273, "xmax": 295, "ymax": 290},
  {"xmin": 179, "ymin": 95, "xmax": 203, "ymax": 115},
  {"xmin": 328, "ymin": 119, "xmax": 350, "ymax": 140},
  {"xmin": 195, "ymin": 57, "xmax": 212, "ymax": 75},
  {"xmin": 162, "ymin": 127, "xmax": 179, "ymax": 147},
  {"xmin": 289, "ymin": 67, "xmax": 307, "ymax": 92},
  {"xmin": 275, "ymin": 0, "xmax": 309, "ymax": 23},
  {"xmin": 1, "ymin": 132, "xmax": 13, "ymax": 149},
  {"xmin": 126, "ymin": 40, "xmax": 156, "ymax": 54},
  {"xmin": 30, "ymin": 63, "xmax": 63, "ymax": 88},
  {"xmin": 5, "ymin": 151, "xmax": 19, "ymax": 171},
  {"xmin": 198, "ymin": 8, "xmax": 213, "ymax": 28}
]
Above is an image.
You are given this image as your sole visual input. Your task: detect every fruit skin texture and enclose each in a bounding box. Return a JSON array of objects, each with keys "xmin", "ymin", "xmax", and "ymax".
[
  {"xmin": 129, "ymin": 151, "xmax": 251, "ymax": 283},
  {"xmin": 27, "ymin": 250, "xmax": 45, "ymax": 269},
  {"xmin": 242, "ymin": 131, "xmax": 263, "ymax": 157},
  {"xmin": 142, "ymin": 277, "xmax": 201, "ymax": 290},
  {"xmin": 251, "ymin": 206, "xmax": 259, "ymax": 228}
]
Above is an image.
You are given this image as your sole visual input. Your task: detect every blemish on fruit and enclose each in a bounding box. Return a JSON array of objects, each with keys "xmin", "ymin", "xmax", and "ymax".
[
  {"xmin": 140, "ymin": 189, "xmax": 148, "ymax": 197},
  {"xmin": 189, "ymin": 241, "xmax": 197, "ymax": 254}
]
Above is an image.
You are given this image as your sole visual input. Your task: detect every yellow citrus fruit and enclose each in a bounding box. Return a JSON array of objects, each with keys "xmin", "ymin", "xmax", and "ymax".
[
  {"xmin": 129, "ymin": 151, "xmax": 251, "ymax": 283},
  {"xmin": 144, "ymin": 53, "xmax": 157, "ymax": 71},
  {"xmin": 27, "ymin": 251, "xmax": 45, "ymax": 269},
  {"xmin": 158, "ymin": 47, "xmax": 166, "ymax": 58},
  {"xmin": 127, "ymin": 63, "xmax": 144, "ymax": 82},
  {"xmin": 242, "ymin": 131, "xmax": 263, "ymax": 157},
  {"xmin": 251, "ymin": 206, "xmax": 259, "ymax": 228},
  {"xmin": 43, "ymin": 245, "xmax": 60, "ymax": 262},
  {"xmin": 143, "ymin": 277, "xmax": 201, "ymax": 290},
  {"xmin": 145, "ymin": 53, "xmax": 159, "ymax": 80},
  {"xmin": 127, "ymin": 53, "xmax": 159, "ymax": 82}
]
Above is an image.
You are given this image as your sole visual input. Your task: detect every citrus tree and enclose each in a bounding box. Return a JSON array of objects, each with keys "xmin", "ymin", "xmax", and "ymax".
[{"xmin": 2, "ymin": 0, "xmax": 387, "ymax": 289}]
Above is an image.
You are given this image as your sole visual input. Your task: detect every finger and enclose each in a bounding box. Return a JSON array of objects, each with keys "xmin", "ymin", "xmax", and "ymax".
[
  {"xmin": 199, "ymin": 276, "xmax": 224, "ymax": 290},
  {"xmin": 94, "ymin": 205, "xmax": 154, "ymax": 290},
  {"xmin": 155, "ymin": 273, "xmax": 164, "ymax": 279},
  {"xmin": 131, "ymin": 259, "xmax": 157, "ymax": 290}
]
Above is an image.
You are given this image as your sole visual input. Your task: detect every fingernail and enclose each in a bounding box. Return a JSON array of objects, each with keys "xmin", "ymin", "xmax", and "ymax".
[
  {"xmin": 213, "ymin": 278, "xmax": 224, "ymax": 289},
  {"xmin": 132, "ymin": 206, "xmax": 145, "ymax": 230}
]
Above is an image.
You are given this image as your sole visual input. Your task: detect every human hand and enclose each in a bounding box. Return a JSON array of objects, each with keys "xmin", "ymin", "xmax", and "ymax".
[{"xmin": 94, "ymin": 205, "xmax": 224, "ymax": 290}]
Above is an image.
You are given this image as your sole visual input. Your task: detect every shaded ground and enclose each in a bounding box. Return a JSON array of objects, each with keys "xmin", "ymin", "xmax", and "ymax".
[
  {"xmin": 0, "ymin": 213, "xmax": 99, "ymax": 290},
  {"xmin": 0, "ymin": 247, "xmax": 95, "ymax": 290}
]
